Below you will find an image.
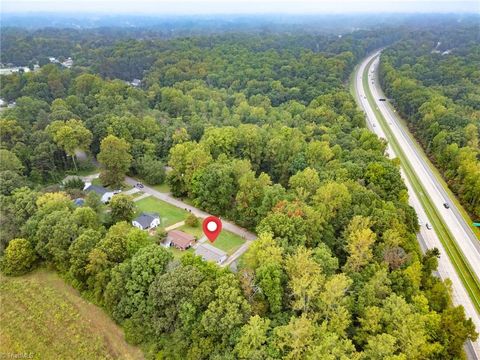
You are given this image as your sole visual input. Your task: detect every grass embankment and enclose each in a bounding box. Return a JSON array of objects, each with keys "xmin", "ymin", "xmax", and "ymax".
[
  {"xmin": 0, "ymin": 269, "xmax": 143, "ymax": 360},
  {"xmin": 361, "ymin": 57, "xmax": 480, "ymax": 314}
]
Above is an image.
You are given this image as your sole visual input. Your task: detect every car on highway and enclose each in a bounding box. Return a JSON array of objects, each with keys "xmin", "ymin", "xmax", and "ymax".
[
  {"xmin": 379, "ymin": 98, "xmax": 386, "ymax": 101},
  {"xmin": 426, "ymin": 223, "xmax": 432, "ymax": 230},
  {"xmin": 443, "ymin": 202, "xmax": 450, "ymax": 209}
]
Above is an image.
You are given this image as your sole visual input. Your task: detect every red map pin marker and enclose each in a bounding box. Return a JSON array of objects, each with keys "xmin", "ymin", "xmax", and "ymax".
[{"xmin": 202, "ymin": 216, "xmax": 222, "ymax": 243}]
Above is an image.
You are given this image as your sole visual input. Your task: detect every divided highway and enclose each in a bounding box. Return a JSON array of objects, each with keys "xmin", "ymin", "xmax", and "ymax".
[{"xmin": 354, "ymin": 51, "xmax": 480, "ymax": 358}]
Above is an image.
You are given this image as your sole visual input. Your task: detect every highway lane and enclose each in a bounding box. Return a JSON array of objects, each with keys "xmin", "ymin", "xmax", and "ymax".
[
  {"xmin": 369, "ymin": 56, "xmax": 480, "ymax": 260},
  {"xmin": 354, "ymin": 51, "xmax": 480, "ymax": 358}
]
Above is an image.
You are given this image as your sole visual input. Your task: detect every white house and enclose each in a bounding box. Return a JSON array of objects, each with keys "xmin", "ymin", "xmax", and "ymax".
[
  {"xmin": 195, "ymin": 243, "xmax": 228, "ymax": 265},
  {"xmin": 132, "ymin": 212, "xmax": 161, "ymax": 230},
  {"xmin": 84, "ymin": 184, "xmax": 116, "ymax": 203},
  {"xmin": 62, "ymin": 58, "xmax": 74, "ymax": 68},
  {"xmin": 129, "ymin": 79, "xmax": 141, "ymax": 87}
]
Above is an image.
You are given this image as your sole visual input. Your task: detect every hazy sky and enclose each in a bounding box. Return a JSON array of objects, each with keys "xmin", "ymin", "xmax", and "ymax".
[{"xmin": 2, "ymin": 0, "xmax": 479, "ymax": 14}]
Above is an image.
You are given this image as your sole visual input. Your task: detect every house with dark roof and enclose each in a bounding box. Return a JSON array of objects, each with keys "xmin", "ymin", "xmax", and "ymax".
[
  {"xmin": 84, "ymin": 184, "xmax": 116, "ymax": 203},
  {"xmin": 195, "ymin": 243, "xmax": 227, "ymax": 265},
  {"xmin": 166, "ymin": 230, "xmax": 195, "ymax": 250},
  {"xmin": 132, "ymin": 212, "xmax": 160, "ymax": 230}
]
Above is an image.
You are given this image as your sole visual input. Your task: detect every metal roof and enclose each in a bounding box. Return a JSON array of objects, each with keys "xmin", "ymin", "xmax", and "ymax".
[
  {"xmin": 168, "ymin": 230, "xmax": 195, "ymax": 248},
  {"xmin": 195, "ymin": 243, "xmax": 227, "ymax": 263}
]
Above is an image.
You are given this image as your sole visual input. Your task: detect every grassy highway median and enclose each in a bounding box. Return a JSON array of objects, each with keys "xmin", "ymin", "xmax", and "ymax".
[{"xmin": 361, "ymin": 56, "xmax": 480, "ymax": 314}]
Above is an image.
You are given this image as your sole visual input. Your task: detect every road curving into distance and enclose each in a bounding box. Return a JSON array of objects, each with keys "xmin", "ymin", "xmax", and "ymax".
[{"xmin": 354, "ymin": 50, "xmax": 480, "ymax": 359}]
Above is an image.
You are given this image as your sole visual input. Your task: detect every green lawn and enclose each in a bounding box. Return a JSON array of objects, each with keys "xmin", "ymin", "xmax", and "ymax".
[
  {"xmin": 169, "ymin": 246, "xmax": 194, "ymax": 259},
  {"xmin": 178, "ymin": 224, "xmax": 245, "ymax": 255},
  {"xmin": 129, "ymin": 176, "xmax": 171, "ymax": 194},
  {"xmin": 130, "ymin": 191, "xmax": 145, "ymax": 199},
  {"xmin": 135, "ymin": 197, "xmax": 188, "ymax": 228},
  {"xmin": 0, "ymin": 269, "xmax": 143, "ymax": 360},
  {"xmin": 152, "ymin": 183, "xmax": 171, "ymax": 193},
  {"xmin": 361, "ymin": 57, "xmax": 480, "ymax": 313},
  {"xmin": 68, "ymin": 167, "xmax": 98, "ymax": 177},
  {"xmin": 91, "ymin": 178, "xmax": 103, "ymax": 186}
]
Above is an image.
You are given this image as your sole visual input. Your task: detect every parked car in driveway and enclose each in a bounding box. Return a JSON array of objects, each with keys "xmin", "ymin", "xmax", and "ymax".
[{"xmin": 136, "ymin": 182, "xmax": 144, "ymax": 189}]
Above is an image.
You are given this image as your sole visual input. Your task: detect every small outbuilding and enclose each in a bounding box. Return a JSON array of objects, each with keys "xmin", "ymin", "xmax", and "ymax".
[
  {"xmin": 73, "ymin": 198, "xmax": 85, "ymax": 207},
  {"xmin": 166, "ymin": 230, "xmax": 195, "ymax": 250},
  {"xmin": 132, "ymin": 212, "xmax": 161, "ymax": 230},
  {"xmin": 195, "ymin": 243, "xmax": 227, "ymax": 265}
]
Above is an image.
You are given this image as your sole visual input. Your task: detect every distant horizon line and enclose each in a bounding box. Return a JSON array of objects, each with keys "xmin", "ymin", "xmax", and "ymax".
[{"xmin": 2, "ymin": 11, "xmax": 479, "ymax": 15}]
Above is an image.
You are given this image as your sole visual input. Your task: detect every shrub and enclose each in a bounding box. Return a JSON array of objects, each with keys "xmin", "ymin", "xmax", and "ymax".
[
  {"xmin": 185, "ymin": 213, "xmax": 199, "ymax": 227},
  {"xmin": 2, "ymin": 238, "xmax": 37, "ymax": 275},
  {"xmin": 123, "ymin": 318, "xmax": 145, "ymax": 345},
  {"xmin": 64, "ymin": 177, "xmax": 85, "ymax": 190},
  {"xmin": 154, "ymin": 228, "xmax": 167, "ymax": 244}
]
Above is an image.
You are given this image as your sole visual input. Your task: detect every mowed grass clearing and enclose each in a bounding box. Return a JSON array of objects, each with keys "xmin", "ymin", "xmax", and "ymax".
[
  {"xmin": 179, "ymin": 224, "xmax": 245, "ymax": 255},
  {"xmin": 135, "ymin": 196, "xmax": 188, "ymax": 228},
  {"xmin": 130, "ymin": 191, "xmax": 145, "ymax": 199},
  {"xmin": 0, "ymin": 269, "xmax": 143, "ymax": 360}
]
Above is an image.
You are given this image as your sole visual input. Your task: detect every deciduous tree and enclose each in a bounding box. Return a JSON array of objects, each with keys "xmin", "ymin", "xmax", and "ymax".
[{"xmin": 97, "ymin": 135, "xmax": 132, "ymax": 187}]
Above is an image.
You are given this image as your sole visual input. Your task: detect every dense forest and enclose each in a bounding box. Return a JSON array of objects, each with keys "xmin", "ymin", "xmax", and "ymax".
[
  {"xmin": 379, "ymin": 26, "xmax": 480, "ymax": 218},
  {"xmin": 0, "ymin": 26, "xmax": 478, "ymax": 359}
]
